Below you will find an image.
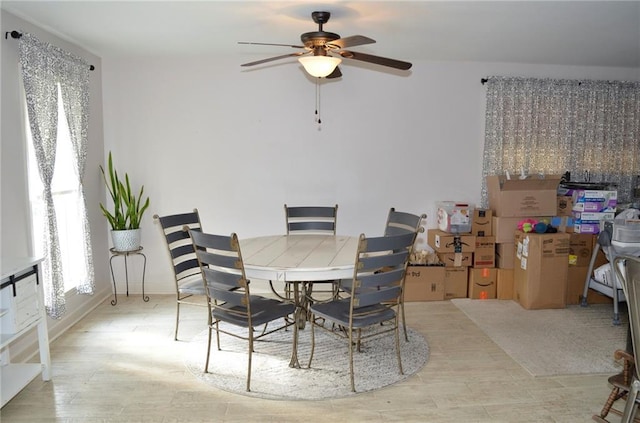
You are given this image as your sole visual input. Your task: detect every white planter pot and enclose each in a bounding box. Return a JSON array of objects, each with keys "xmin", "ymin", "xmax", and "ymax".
[{"xmin": 111, "ymin": 229, "xmax": 141, "ymax": 252}]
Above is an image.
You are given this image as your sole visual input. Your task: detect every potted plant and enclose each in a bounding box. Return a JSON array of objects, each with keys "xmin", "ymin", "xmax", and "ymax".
[{"xmin": 100, "ymin": 152, "xmax": 150, "ymax": 251}]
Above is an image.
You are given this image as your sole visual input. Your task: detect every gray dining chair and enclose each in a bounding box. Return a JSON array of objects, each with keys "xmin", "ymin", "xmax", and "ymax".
[
  {"xmin": 154, "ymin": 209, "xmax": 208, "ymax": 341},
  {"xmin": 270, "ymin": 204, "xmax": 340, "ymax": 303},
  {"xmin": 189, "ymin": 229, "xmax": 296, "ymax": 392},
  {"xmin": 307, "ymin": 231, "xmax": 415, "ymax": 392},
  {"xmin": 384, "ymin": 208, "xmax": 426, "ymax": 341},
  {"xmin": 384, "ymin": 207, "xmax": 427, "ymax": 237},
  {"xmin": 341, "ymin": 208, "xmax": 425, "ymax": 341},
  {"xmin": 285, "ymin": 204, "xmax": 339, "ymax": 235}
]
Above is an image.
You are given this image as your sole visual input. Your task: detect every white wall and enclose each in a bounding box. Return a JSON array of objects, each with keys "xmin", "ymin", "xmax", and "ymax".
[
  {"xmin": 102, "ymin": 56, "xmax": 639, "ymax": 295},
  {"xmin": 1, "ymin": 10, "xmax": 111, "ymax": 349}
]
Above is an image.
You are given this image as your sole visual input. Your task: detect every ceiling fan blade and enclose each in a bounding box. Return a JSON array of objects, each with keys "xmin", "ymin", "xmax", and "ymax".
[
  {"xmin": 328, "ymin": 35, "xmax": 375, "ymax": 49},
  {"xmin": 241, "ymin": 52, "xmax": 307, "ymax": 67},
  {"xmin": 238, "ymin": 41, "xmax": 305, "ymax": 49},
  {"xmin": 326, "ymin": 66, "xmax": 342, "ymax": 79},
  {"xmin": 339, "ymin": 50, "xmax": 412, "ymax": 70}
]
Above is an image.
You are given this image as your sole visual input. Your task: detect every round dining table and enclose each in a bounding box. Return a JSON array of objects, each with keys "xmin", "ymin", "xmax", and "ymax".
[
  {"xmin": 239, "ymin": 234, "xmax": 359, "ymax": 367},
  {"xmin": 240, "ymin": 234, "xmax": 359, "ymax": 282}
]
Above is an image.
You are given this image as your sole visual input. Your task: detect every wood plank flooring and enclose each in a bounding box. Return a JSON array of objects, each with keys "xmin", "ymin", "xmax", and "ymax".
[{"xmin": 0, "ymin": 295, "xmax": 619, "ymax": 422}]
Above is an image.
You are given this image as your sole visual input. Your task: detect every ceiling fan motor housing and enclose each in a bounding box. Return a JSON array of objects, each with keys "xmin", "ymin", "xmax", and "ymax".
[
  {"xmin": 302, "ymin": 10, "xmax": 340, "ymax": 54},
  {"xmin": 301, "ymin": 31, "xmax": 341, "ymax": 48}
]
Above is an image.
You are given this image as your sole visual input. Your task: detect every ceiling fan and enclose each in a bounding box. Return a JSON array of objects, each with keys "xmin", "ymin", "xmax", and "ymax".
[{"xmin": 239, "ymin": 11, "xmax": 413, "ymax": 78}]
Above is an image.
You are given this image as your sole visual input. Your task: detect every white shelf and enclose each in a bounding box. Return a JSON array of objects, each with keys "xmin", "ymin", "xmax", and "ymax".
[
  {"xmin": 0, "ymin": 258, "xmax": 50, "ymax": 408},
  {"xmin": 0, "ymin": 363, "xmax": 43, "ymax": 407}
]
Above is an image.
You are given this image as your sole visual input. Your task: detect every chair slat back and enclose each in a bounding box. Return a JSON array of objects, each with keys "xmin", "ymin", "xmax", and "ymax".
[
  {"xmin": 384, "ymin": 208, "xmax": 426, "ymax": 236},
  {"xmin": 615, "ymin": 255, "xmax": 640, "ymax": 381},
  {"xmin": 350, "ymin": 232, "xmax": 415, "ymax": 309},
  {"xmin": 190, "ymin": 230, "xmax": 250, "ymax": 312},
  {"xmin": 285, "ymin": 204, "xmax": 338, "ymax": 235},
  {"xmin": 154, "ymin": 209, "xmax": 202, "ymax": 282}
]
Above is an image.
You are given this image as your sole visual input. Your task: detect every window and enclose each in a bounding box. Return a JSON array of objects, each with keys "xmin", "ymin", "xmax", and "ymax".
[{"xmin": 25, "ymin": 84, "xmax": 86, "ymax": 293}]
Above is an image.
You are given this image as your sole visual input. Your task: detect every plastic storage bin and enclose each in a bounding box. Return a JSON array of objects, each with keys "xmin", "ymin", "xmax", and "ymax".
[{"xmin": 437, "ymin": 202, "xmax": 474, "ymax": 234}]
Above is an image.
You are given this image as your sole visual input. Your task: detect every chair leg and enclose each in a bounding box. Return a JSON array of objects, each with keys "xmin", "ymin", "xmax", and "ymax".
[
  {"xmin": 597, "ymin": 387, "xmax": 622, "ymax": 420},
  {"xmin": 204, "ymin": 325, "xmax": 212, "ymax": 373},
  {"xmin": 174, "ymin": 301, "xmax": 181, "ymax": 341},
  {"xmin": 395, "ymin": 315, "xmax": 404, "ymax": 375},
  {"xmin": 400, "ymin": 301, "xmax": 409, "ymax": 342},
  {"xmin": 621, "ymin": 379, "xmax": 640, "ymax": 423},
  {"xmin": 246, "ymin": 331, "xmax": 253, "ymax": 392},
  {"xmin": 348, "ymin": 327, "xmax": 356, "ymax": 392},
  {"xmin": 215, "ymin": 320, "xmax": 221, "ymax": 351}
]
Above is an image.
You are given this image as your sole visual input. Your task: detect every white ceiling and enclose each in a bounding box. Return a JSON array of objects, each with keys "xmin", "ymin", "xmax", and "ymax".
[{"xmin": 2, "ymin": 1, "xmax": 640, "ymax": 69}]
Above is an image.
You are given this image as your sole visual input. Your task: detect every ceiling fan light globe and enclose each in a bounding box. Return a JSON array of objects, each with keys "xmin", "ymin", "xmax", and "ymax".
[{"xmin": 298, "ymin": 56, "xmax": 341, "ymax": 78}]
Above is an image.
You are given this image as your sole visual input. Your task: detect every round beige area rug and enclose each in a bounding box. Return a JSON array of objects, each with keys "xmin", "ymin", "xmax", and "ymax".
[{"xmin": 184, "ymin": 323, "xmax": 429, "ymax": 400}]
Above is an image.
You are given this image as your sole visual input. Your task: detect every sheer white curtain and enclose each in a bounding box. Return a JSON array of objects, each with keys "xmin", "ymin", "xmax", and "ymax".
[
  {"xmin": 19, "ymin": 33, "xmax": 94, "ymax": 318},
  {"xmin": 59, "ymin": 57, "xmax": 94, "ymax": 296},
  {"xmin": 481, "ymin": 76, "xmax": 640, "ymax": 207}
]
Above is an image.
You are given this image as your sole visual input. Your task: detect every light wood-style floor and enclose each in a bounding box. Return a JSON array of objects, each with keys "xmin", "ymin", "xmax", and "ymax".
[{"xmin": 0, "ymin": 295, "xmax": 621, "ymax": 422}]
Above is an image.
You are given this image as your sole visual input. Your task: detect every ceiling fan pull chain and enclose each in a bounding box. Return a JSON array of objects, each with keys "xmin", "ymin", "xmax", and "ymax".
[{"xmin": 315, "ymin": 78, "xmax": 322, "ymax": 127}]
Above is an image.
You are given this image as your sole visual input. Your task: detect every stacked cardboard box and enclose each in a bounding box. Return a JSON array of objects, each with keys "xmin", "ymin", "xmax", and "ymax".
[
  {"xmin": 486, "ymin": 175, "xmax": 562, "ymax": 217},
  {"xmin": 486, "ymin": 174, "xmax": 563, "ymax": 301},
  {"xmin": 469, "ymin": 267, "xmax": 497, "ymax": 299},
  {"xmin": 514, "ymin": 231, "xmax": 570, "ymax": 309},
  {"xmin": 471, "ymin": 209, "xmax": 492, "ymax": 237},
  {"xmin": 427, "ymin": 229, "xmax": 474, "ymax": 299},
  {"xmin": 572, "ymin": 189, "xmax": 617, "ymax": 234},
  {"xmin": 469, "ymin": 211, "xmax": 497, "ymax": 299},
  {"xmin": 404, "ymin": 265, "xmax": 446, "ymax": 302},
  {"xmin": 429, "ymin": 209, "xmax": 500, "ymax": 300},
  {"xmin": 558, "ymin": 183, "xmax": 618, "ymax": 234}
]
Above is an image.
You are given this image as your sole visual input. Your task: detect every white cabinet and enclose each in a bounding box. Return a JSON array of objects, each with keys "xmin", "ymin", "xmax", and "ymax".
[{"xmin": 0, "ymin": 257, "xmax": 51, "ymax": 407}]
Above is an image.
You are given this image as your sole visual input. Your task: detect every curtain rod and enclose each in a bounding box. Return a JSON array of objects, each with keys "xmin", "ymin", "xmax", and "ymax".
[{"xmin": 5, "ymin": 30, "xmax": 95, "ymax": 71}]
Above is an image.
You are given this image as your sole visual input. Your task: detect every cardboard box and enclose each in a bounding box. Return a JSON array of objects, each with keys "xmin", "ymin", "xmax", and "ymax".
[
  {"xmin": 472, "ymin": 209, "xmax": 493, "ymax": 236},
  {"xmin": 492, "ymin": 216, "xmax": 553, "ymax": 243},
  {"xmin": 437, "ymin": 252, "xmax": 472, "ymax": 267},
  {"xmin": 496, "ymin": 242, "xmax": 515, "ymax": 269},
  {"xmin": 473, "ymin": 236, "xmax": 496, "ymax": 268},
  {"xmin": 492, "ymin": 216, "xmax": 519, "ymax": 243},
  {"xmin": 404, "ymin": 265, "xmax": 446, "ymax": 302},
  {"xmin": 556, "ymin": 195, "xmax": 574, "ymax": 217},
  {"xmin": 565, "ymin": 265, "xmax": 613, "ymax": 305},
  {"xmin": 427, "ymin": 229, "xmax": 475, "ymax": 253},
  {"xmin": 514, "ymin": 231, "xmax": 570, "ymax": 309},
  {"xmin": 468, "ymin": 268, "xmax": 497, "ymax": 299},
  {"xmin": 444, "ymin": 267, "xmax": 468, "ymax": 299},
  {"xmin": 572, "ymin": 189, "xmax": 617, "ymax": 212},
  {"xmin": 569, "ymin": 233, "xmax": 595, "ymax": 267},
  {"xmin": 486, "ymin": 174, "xmax": 563, "ymax": 217},
  {"xmin": 574, "ymin": 222, "xmax": 603, "ymax": 234},
  {"xmin": 572, "ymin": 211, "xmax": 616, "ymax": 222},
  {"xmin": 437, "ymin": 202, "xmax": 473, "ymax": 233},
  {"xmin": 497, "ymin": 268, "xmax": 514, "ymax": 300}
]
